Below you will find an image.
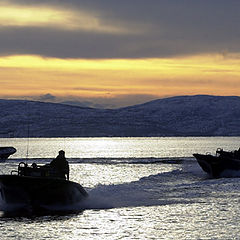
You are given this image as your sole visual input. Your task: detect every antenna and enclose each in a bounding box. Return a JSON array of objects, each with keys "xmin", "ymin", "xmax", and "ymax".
[
  {"xmin": 25, "ymin": 100, "xmax": 30, "ymax": 160},
  {"xmin": 26, "ymin": 119, "xmax": 30, "ymax": 160}
]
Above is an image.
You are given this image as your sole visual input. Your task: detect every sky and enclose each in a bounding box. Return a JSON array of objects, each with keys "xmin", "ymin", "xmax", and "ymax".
[{"xmin": 0, "ymin": 0, "xmax": 240, "ymax": 108}]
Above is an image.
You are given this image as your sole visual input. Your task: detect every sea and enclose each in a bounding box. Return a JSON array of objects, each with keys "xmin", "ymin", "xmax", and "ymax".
[{"xmin": 0, "ymin": 137, "xmax": 240, "ymax": 240}]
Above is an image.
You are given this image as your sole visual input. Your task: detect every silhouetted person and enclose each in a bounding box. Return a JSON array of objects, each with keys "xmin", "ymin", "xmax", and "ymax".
[{"xmin": 50, "ymin": 150, "xmax": 69, "ymax": 179}]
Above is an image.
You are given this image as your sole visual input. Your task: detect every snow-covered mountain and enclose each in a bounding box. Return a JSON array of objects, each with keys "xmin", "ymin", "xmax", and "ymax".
[{"xmin": 1, "ymin": 95, "xmax": 240, "ymax": 137}]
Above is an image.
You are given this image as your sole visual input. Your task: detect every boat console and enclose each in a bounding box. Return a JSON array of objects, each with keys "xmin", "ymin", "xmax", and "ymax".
[{"xmin": 12, "ymin": 162, "xmax": 69, "ymax": 179}]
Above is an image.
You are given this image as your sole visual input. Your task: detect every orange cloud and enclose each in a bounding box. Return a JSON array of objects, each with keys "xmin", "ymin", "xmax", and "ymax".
[{"xmin": 0, "ymin": 54, "xmax": 240, "ymax": 99}]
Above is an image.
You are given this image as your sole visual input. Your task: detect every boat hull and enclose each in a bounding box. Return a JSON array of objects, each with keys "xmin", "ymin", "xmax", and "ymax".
[
  {"xmin": 193, "ymin": 153, "xmax": 240, "ymax": 178},
  {"xmin": 0, "ymin": 175, "xmax": 88, "ymax": 215},
  {"xmin": 0, "ymin": 147, "xmax": 16, "ymax": 160}
]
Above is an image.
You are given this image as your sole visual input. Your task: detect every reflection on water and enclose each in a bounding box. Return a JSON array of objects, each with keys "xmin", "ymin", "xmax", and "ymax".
[
  {"xmin": 0, "ymin": 137, "xmax": 240, "ymax": 239},
  {"xmin": 1, "ymin": 136, "xmax": 240, "ymax": 159}
]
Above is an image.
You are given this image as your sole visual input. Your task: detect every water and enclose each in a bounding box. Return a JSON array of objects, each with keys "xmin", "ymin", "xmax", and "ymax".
[{"xmin": 0, "ymin": 137, "xmax": 240, "ymax": 239}]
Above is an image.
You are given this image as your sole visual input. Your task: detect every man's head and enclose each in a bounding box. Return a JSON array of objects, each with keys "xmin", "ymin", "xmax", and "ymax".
[{"xmin": 59, "ymin": 150, "xmax": 65, "ymax": 156}]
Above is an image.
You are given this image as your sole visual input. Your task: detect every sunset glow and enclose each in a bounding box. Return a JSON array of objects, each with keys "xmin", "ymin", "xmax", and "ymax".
[
  {"xmin": 0, "ymin": 1, "xmax": 239, "ymax": 107},
  {"xmin": 1, "ymin": 54, "xmax": 240, "ymax": 99}
]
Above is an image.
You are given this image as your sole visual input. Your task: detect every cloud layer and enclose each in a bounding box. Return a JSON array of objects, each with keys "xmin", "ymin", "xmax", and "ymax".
[{"xmin": 1, "ymin": 0, "xmax": 240, "ymax": 58}]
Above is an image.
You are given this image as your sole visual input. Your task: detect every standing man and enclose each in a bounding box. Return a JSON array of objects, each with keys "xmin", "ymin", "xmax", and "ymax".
[{"xmin": 50, "ymin": 150, "xmax": 69, "ymax": 180}]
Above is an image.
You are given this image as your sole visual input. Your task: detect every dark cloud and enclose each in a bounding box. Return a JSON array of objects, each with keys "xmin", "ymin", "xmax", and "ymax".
[{"xmin": 1, "ymin": 0, "xmax": 240, "ymax": 58}]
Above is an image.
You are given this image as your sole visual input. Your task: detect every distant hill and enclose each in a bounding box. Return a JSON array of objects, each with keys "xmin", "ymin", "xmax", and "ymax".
[{"xmin": 1, "ymin": 95, "xmax": 240, "ymax": 137}]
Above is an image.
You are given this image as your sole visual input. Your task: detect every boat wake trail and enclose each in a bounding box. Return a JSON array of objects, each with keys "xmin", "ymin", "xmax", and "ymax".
[
  {"xmin": 83, "ymin": 161, "xmax": 240, "ymax": 210},
  {"xmin": 82, "ymin": 169, "xmax": 202, "ymax": 210}
]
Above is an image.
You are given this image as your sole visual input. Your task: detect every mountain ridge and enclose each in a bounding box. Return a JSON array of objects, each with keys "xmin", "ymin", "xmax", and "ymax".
[{"xmin": 1, "ymin": 95, "xmax": 240, "ymax": 137}]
